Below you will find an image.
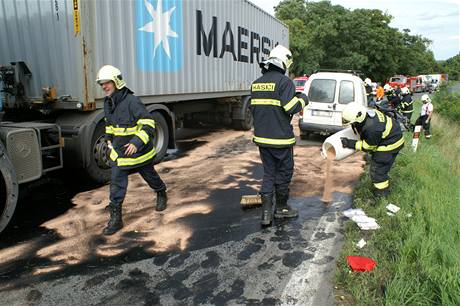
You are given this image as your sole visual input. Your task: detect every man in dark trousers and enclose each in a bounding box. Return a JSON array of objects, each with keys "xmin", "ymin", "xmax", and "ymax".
[
  {"xmin": 340, "ymin": 102, "xmax": 404, "ymax": 197},
  {"xmin": 96, "ymin": 65, "xmax": 167, "ymax": 235},
  {"xmin": 250, "ymin": 45, "xmax": 309, "ymax": 226},
  {"xmin": 398, "ymin": 87, "xmax": 414, "ymax": 121}
]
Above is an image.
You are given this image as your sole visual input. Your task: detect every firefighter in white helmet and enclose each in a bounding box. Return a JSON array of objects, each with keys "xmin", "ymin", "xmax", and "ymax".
[
  {"xmin": 415, "ymin": 94, "xmax": 433, "ymax": 139},
  {"xmin": 251, "ymin": 45, "xmax": 309, "ymax": 225},
  {"xmin": 96, "ymin": 65, "xmax": 167, "ymax": 235},
  {"xmin": 364, "ymin": 78, "xmax": 374, "ymax": 105},
  {"xmin": 340, "ymin": 102, "xmax": 404, "ymax": 197},
  {"xmin": 398, "ymin": 87, "xmax": 414, "ymax": 121}
]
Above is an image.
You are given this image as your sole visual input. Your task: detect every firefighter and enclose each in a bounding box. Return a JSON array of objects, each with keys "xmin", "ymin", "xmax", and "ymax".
[
  {"xmin": 364, "ymin": 78, "xmax": 374, "ymax": 106},
  {"xmin": 96, "ymin": 65, "xmax": 167, "ymax": 235},
  {"xmin": 399, "ymin": 87, "xmax": 414, "ymax": 121},
  {"xmin": 389, "ymin": 86, "xmax": 401, "ymax": 109},
  {"xmin": 250, "ymin": 45, "xmax": 309, "ymax": 226},
  {"xmin": 415, "ymin": 94, "xmax": 433, "ymax": 139},
  {"xmin": 376, "ymin": 83, "xmax": 384, "ymax": 101},
  {"xmin": 340, "ymin": 102, "xmax": 405, "ymax": 197}
]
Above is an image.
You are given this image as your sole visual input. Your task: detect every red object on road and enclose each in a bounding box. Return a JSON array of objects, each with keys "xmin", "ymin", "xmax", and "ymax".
[{"xmin": 347, "ymin": 256, "xmax": 376, "ymax": 272}]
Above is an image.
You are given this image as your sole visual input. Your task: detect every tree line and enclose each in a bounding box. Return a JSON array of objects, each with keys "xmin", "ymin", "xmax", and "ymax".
[{"xmin": 274, "ymin": 0, "xmax": 459, "ymax": 81}]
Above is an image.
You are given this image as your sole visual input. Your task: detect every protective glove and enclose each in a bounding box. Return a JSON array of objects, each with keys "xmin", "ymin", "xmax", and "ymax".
[
  {"xmin": 341, "ymin": 137, "xmax": 356, "ymax": 149},
  {"xmin": 295, "ymin": 92, "xmax": 309, "ymax": 106}
]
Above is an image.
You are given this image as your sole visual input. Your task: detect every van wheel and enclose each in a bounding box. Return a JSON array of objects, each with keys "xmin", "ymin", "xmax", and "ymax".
[{"xmin": 151, "ymin": 112, "xmax": 169, "ymax": 164}]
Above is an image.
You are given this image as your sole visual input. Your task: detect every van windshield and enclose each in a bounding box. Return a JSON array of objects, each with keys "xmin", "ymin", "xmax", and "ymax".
[{"xmin": 308, "ymin": 79, "xmax": 336, "ymax": 103}]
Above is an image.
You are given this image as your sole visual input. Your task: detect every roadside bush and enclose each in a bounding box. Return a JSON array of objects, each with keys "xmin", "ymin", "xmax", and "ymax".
[{"xmin": 432, "ymin": 85, "xmax": 460, "ymax": 122}]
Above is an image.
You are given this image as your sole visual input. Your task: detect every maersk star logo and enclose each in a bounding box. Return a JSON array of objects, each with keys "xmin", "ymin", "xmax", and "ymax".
[{"xmin": 136, "ymin": 0, "xmax": 183, "ymax": 71}]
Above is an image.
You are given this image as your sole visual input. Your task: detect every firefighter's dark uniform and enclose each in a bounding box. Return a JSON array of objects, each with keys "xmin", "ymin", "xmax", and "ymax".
[
  {"xmin": 399, "ymin": 93, "xmax": 414, "ymax": 121},
  {"xmin": 104, "ymin": 87, "xmax": 166, "ymax": 206},
  {"xmin": 345, "ymin": 110, "xmax": 404, "ymax": 196},
  {"xmin": 365, "ymin": 84, "xmax": 374, "ymax": 106},
  {"xmin": 250, "ymin": 65, "xmax": 307, "ymax": 220}
]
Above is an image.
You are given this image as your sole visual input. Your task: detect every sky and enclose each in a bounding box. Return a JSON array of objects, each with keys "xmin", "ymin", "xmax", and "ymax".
[{"xmin": 248, "ymin": 0, "xmax": 460, "ymax": 60}]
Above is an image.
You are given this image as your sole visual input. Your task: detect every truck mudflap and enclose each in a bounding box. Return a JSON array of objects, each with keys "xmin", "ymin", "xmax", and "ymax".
[{"xmin": 0, "ymin": 141, "xmax": 18, "ymax": 234}]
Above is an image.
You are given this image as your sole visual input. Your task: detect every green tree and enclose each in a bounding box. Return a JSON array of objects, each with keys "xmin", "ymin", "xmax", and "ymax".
[
  {"xmin": 440, "ymin": 53, "xmax": 460, "ymax": 80},
  {"xmin": 275, "ymin": 0, "xmax": 440, "ymax": 82}
]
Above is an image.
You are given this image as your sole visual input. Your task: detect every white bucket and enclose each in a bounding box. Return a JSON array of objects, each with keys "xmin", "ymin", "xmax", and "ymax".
[{"xmin": 321, "ymin": 127, "xmax": 360, "ymax": 161}]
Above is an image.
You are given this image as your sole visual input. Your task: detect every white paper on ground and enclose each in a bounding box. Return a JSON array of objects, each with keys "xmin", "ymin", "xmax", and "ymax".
[
  {"xmin": 356, "ymin": 239, "xmax": 366, "ymax": 249},
  {"xmin": 386, "ymin": 203, "xmax": 400, "ymax": 213},
  {"xmin": 387, "ymin": 212, "xmax": 395, "ymax": 216},
  {"xmin": 357, "ymin": 221, "xmax": 380, "ymax": 230},
  {"xmin": 343, "ymin": 208, "xmax": 380, "ymax": 230},
  {"xmin": 343, "ymin": 208, "xmax": 366, "ymax": 219}
]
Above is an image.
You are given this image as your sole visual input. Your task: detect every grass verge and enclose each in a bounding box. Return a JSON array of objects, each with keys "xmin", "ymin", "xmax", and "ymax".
[{"xmin": 334, "ymin": 87, "xmax": 460, "ymax": 305}]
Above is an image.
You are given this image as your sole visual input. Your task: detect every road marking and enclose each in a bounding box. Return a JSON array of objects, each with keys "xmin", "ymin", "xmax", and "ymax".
[{"xmin": 281, "ymin": 201, "xmax": 344, "ymax": 305}]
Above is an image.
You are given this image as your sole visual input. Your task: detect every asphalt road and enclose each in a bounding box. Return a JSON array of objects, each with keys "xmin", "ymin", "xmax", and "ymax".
[{"xmin": 0, "ymin": 124, "xmax": 360, "ymax": 305}]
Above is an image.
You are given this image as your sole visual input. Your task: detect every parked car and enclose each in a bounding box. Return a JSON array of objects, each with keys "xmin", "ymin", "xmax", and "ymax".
[
  {"xmin": 299, "ymin": 71, "xmax": 367, "ymax": 138},
  {"xmin": 293, "ymin": 76, "xmax": 309, "ymax": 92}
]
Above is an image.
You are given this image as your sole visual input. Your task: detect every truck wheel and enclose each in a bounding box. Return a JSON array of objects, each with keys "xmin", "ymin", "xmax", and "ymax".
[
  {"xmin": 87, "ymin": 123, "xmax": 111, "ymax": 184},
  {"xmin": 0, "ymin": 147, "xmax": 18, "ymax": 234},
  {"xmin": 233, "ymin": 105, "xmax": 253, "ymax": 130},
  {"xmin": 151, "ymin": 112, "xmax": 169, "ymax": 164}
]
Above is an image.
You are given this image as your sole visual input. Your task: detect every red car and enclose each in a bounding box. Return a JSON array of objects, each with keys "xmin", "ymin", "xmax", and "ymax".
[
  {"xmin": 293, "ymin": 76, "xmax": 309, "ymax": 92},
  {"xmin": 387, "ymin": 75, "xmax": 407, "ymax": 89}
]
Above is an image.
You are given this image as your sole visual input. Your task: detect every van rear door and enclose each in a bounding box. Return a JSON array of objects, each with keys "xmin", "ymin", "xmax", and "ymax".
[
  {"xmin": 333, "ymin": 79, "xmax": 356, "ymax": 125},
  {"xmin": 304, "ymin": 78, "xmax": 337, "ymax": 126}
]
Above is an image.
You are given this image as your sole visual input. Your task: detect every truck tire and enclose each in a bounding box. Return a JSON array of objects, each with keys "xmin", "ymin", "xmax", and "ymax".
[
  {"xmin": 0, "ymin": 145, "xmax": 18, "ymax": 234},
  {"xmin": 86, "ymin": 123, "xmax": 112, "ymax": 184},
  {"xmin": 151, "ymin": 111, "xmax": 169, "ymax": 164},
  {"xmin": 233, "ymin": 104, "xmax": 253, "ymax": 130}
]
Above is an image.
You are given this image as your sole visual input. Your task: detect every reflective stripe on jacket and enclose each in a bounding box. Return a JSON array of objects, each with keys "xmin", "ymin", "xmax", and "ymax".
[
  {"xmin": 354, "ymin": 110, "xmax": 404, "ymax": 153},
  {"xmin": 250, "ymin": 67, "xmax": 305, "ymax": 148},
  {"xmin": 104, "ymin": 87, "xmax": 156, "ymax": 169}
]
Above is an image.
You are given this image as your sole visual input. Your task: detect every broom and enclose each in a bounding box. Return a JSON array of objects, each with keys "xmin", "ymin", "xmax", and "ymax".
[{"xmin": 240, "ymin": 194, "xmax": 262, "ymax": 206}]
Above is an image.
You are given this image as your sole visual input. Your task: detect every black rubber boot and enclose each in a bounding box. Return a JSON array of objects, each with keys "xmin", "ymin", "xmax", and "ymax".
[
  {"xmin": 261, "ymin": 193, "xmax": 274, "ymax": 226},
  {"xmin": 103, "ymin": 203, "xmax": 123, "ymax": 235},
  {"xmin": 373, "ymin": 188, "xmax": 390, "ymax": 198},
  {"xmin": 274, "ymin": 190, "xmax": 298, "ymax": 219},
  {"xmin": 156, "ymin": 189, "xmax": 168, "ymax": 211}
]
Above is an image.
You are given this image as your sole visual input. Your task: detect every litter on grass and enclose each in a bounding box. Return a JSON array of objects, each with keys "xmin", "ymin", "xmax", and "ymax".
[
  {"xmin": 347, "ymin": 256, "xmax": 376, "ymax": 272},
  {"xmin": 356, "ymin": 239, "xmax": 366, "ymax": 249},
  {"xmin": 343, "ymin": 208, "xmax": 380, "ymax": 230},
  {"xmin": 386, "ymin": 203, "xmax": 400, "ymax": 213}
]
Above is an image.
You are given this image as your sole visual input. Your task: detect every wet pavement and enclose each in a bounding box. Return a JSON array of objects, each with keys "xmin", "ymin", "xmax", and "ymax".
[
  {"xmin": 2, "ymin": 193, "xmax": 351, "ymax": 306},
  {"xmin": 0, "ymin": 123, "xmax": 364, "ymax": 305}
]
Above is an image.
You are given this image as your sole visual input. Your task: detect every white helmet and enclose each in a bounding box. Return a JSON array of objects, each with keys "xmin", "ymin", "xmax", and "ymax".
[
  {"xmin": 342, "ymin": 102, "xmax": 367, "ymax": 124},
  {"xmin": 421, "ymin": 94, "xmax": 431, "ymax": 103},
  {"xmin": 401, "ymin": 87, "xmax": 410, "ymax": 95},
  {"xmin": 261, "ymin": 45, "xmax": 293, "ymax": 71},
  {"xmin": 384, "ymin": 84, "xmax": 392, "ymax": 92},
  {"xmin": 364, "ymin": 78, "xmax": 372, "ymax": 86},
  {"xmin": 96, "ymin": 65, "xmax": 126, "ymax": 89}
]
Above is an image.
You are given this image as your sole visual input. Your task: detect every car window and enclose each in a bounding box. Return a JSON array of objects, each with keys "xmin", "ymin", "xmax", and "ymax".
[
  {"xmin": 308, "ymin": 79, "xmax": 336, "ymax": 103},
  {"xmin": 338, "ymin": 80, "xmax": 354, "ymax": 104},
  {"xmin": 294, "ymin": 79, "xmax": 306, "ymax": 86}
]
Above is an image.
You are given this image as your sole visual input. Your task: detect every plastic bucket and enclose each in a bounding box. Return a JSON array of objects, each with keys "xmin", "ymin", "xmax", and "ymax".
[{"xmin": 321, "ymin": 126, "xmax": 359, "ymax": 161}]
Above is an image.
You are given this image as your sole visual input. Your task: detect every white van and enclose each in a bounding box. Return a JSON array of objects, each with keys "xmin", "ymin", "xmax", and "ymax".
[{"xmin": 299, "ymin": 72, "xmax": 367, "ymax": 138}]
